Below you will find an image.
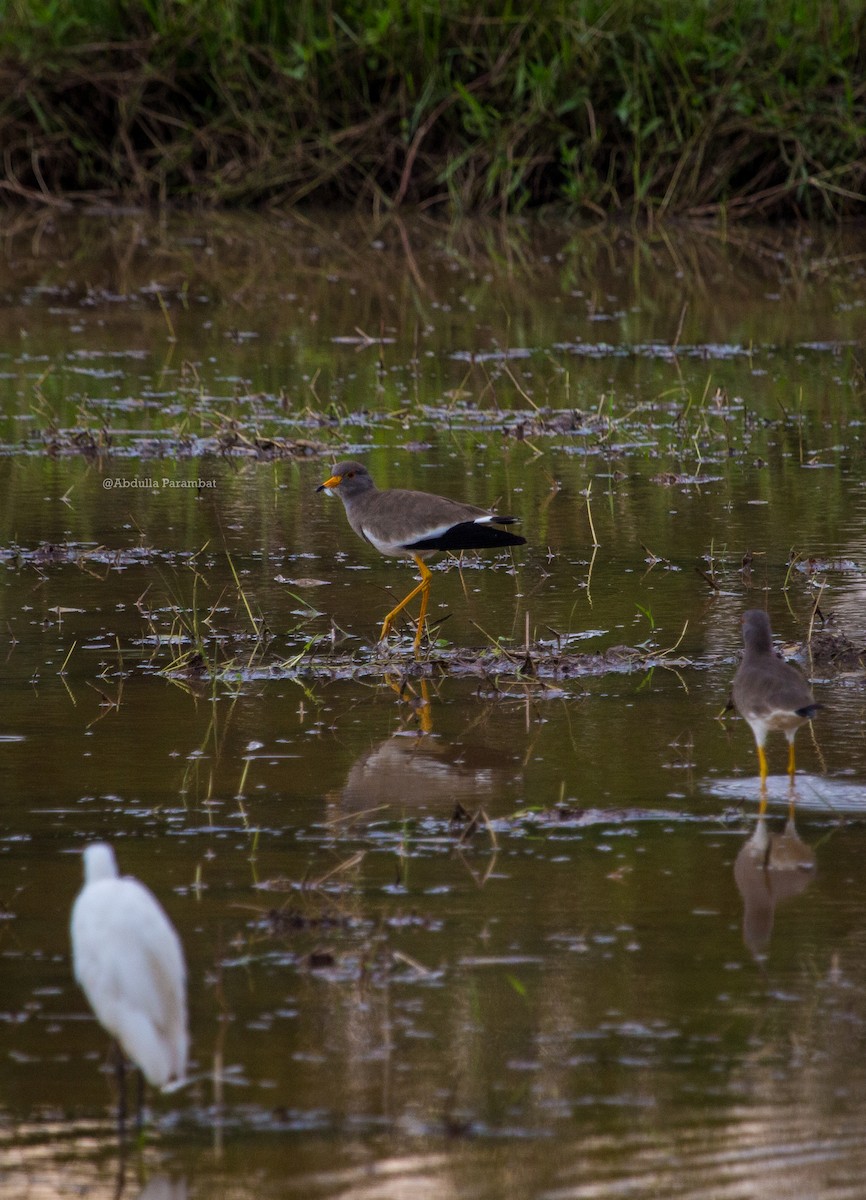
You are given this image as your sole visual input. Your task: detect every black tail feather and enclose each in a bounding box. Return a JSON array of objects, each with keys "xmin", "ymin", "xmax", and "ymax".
[{"xmin": 407, "ymin": 520, "xmax": 525, "ymax": 552}]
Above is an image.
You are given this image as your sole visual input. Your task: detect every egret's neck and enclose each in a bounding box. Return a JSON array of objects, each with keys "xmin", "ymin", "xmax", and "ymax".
[{"xmin": 83, "ymin": 843, "xmax": 119, "ymax": 883}]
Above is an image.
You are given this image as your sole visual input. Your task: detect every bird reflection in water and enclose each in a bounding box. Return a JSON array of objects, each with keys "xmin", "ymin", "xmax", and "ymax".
[
  {"xmin": 327, "ymin": 675, "xmax": 522, "ymax": 826},
  {"xmin": 734, "ymin": 807, "xmax": 816, "ymax": 957}
]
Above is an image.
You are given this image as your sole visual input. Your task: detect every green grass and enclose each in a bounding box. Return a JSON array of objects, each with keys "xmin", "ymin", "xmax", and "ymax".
[{"xmin": 1, "ymin": 0, "xmax": 865, "ymax": 217}]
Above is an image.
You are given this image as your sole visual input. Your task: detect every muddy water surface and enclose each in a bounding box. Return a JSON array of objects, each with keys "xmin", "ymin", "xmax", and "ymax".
[{"xmin": 2, "ymin": 212, "xmax": 866, "ymax": 1199}]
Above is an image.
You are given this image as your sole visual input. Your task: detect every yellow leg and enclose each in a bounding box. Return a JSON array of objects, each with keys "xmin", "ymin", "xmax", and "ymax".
[
  {"xmin": 379, "ymin": 577, "xmax": 426, "ymax": 640},
  {"xmin": 787, "ymin": 739, "xmax": 796, "ymax": 780},
  {"xmin": 379, "ymin": 556, "xmax": 432, "ymax": 652},
  {"xmin": 757, "ymin": 744, "xmax": 769, "ymax": 815},
  {"xmin": 412, "ymin": 560, "xmax": 432, "ymax": 653},
  {"xmin": 757, "ymin": 744, "xmax": 768, "ymax": 784}
]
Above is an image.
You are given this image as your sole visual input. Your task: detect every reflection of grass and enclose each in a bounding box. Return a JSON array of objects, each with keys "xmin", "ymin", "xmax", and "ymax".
[
  {"xmin": 3, "ymin": 2, "xmax": 864, "ymax": 217},
  {"xmin": 146, "ymin": 554, "xmax": 335, "ymax": 693},
  {"xmin": 147, "ymin": 554, "xmax": 276, "ymax": 684}
]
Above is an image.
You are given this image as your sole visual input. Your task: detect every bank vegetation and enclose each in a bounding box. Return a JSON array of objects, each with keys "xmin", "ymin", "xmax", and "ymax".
[{"xmin": 2, "ymin": 0, "xmax": 865, "ymax": 219}]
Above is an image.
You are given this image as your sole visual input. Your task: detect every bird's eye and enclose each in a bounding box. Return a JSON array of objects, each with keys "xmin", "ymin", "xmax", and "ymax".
[{"xmin": 346, "ymin": 471, "xmax": 355, "ymax": 478}]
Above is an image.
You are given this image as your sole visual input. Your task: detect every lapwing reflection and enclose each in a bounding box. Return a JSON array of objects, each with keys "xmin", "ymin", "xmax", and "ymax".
[
  {"xmin": 329, "ymin": 729, "xmax": 520, "ymax": 818},
  {"xmin": 327, "ymin": 677, "xmax": 521, "ymax": 820},
  {"xmin": 734, "ymin": 812, "xmax": 815, "ymax": 957}
]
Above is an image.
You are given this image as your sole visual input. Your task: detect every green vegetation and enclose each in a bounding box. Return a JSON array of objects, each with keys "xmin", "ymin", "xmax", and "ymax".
[{"xmin": 2, "ymin": 0, "xmax": 865, "ymax": 217}]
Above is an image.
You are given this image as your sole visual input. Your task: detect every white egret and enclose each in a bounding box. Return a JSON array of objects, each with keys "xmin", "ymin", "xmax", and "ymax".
[{"xmin": 70, "ymin": 842, "xmax": 188, "ymax": 1124}]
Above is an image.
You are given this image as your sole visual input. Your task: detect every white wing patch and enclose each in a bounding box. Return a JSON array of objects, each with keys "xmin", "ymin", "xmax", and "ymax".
[{"xmin": 360, "ymin": 514, "xmax": 501, "ymax": 556}]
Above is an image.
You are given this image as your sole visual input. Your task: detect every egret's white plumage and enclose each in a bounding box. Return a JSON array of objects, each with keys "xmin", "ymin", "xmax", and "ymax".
[{"xmin": 70, "ymin": 843, "xmax": 188, "ymax": 1089}]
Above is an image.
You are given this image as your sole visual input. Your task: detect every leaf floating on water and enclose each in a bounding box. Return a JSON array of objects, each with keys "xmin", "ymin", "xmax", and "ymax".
[{"xmin": 274, "ymin": 575, "xmax": 331, "ymax": 587}]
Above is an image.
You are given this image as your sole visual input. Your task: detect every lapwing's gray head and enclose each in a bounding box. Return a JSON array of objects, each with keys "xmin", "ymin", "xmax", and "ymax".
[
  {"xmin": 741, "ymin": 609, "xmax": 773, "ymax": 653},
  {"xmin": 317, "ymin": 461, "xmax": 374, "ymax": 500}
]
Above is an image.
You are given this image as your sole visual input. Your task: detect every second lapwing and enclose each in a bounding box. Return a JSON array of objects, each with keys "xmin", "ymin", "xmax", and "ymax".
[
  {"xmin": 732, "ymin": 609, "xmax": 821, "ymax": 798},
  {"xmin": 318, "ymin": 461, "xmax": 525, "ymax": 652}
]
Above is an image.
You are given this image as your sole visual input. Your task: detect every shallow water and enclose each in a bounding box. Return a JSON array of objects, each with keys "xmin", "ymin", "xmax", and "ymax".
[{"xmin": 1, "ymin": 211, "xmax": 866, "ymax": 1199}]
